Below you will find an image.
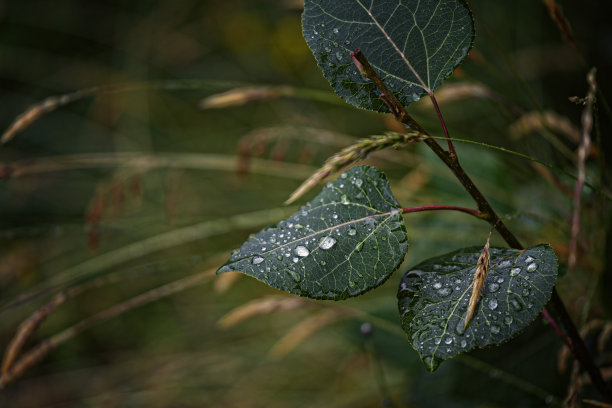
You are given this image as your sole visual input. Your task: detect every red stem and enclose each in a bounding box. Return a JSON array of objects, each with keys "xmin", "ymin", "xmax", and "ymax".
[
  {"xmin": 401, "ymin": 205, "xmax": 483, "ymax": 218},
  {"xmin": 429, "ymin": 94, "xmax": 456, "ymax": 158}
]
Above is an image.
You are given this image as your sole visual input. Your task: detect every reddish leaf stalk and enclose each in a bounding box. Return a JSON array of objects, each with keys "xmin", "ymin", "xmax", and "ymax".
[
  {"xmin": 429, "ymin": 94, "xmax": 456, "ymax": 158},
  {"xmin": 400, "ymin": 205, "xmax": 482, "ymax": 218}
]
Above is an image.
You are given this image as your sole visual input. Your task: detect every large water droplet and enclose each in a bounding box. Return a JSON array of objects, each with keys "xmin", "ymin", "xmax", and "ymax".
[
  {"xmin": 355, "ymin": 241, "xmax": 364, "ymax": 252},
  {"xmin": 292, "ymin": 257, "xmax": 299, "ymax": 263},
  {"xmin": 488, "ymin": 283, "xmax": 500, "ymax": 293},
  {"xmin": 252, "ymin": 256, "xmax": 264, "ymax": 265},
  {"xmin": 295, "ymin": 246, "xmax": 309, "ymax": 257},
  {"xmin": 510, "ymin": 267, "xmax": 521, "ymax": 276},
  {"xmin": 510, "ymin": 298, "xmax": 522, "ymax": 311},
  {"xmin": 353, "ymin": 178, "xmax": 363, "ymax": 187},
  {"xmin": 488, "ymin": 298, "xmax": 499, "ymax": 310},
  {"xmin": 491, "ymin": 325, "xmax": 501, "ymax": 334},
  {"xmin": 504, "ymin": 315, "xmax": 513, "ymax": 325},
  {"xmin": 333, "ymin": 27, "xmax": 339, "ymax": 34},
  {"xmin": 319, "ymin": 236, "xmax": 337, "ymax": 250},
  {"xmin": 525, "ymin": 256, "xmax": 534, "ymax": 263},
  {"xmin": 287, "ymin": 269, "xmax": 301, "ymax": 282},
  {"xmin": 341, "ymin": 195, "xmax": 349, "ymax": 205},
  {"xmin": 348, "ymin": 228, "xmax": 357, "ymax": 236},
  {"xmin": 461, "ymin": 339, "xmax": 467, "ymax": 348},
  {"xmin": 527, "ymin": 263, "xmax": 537, "ymax": 272},
  {"xmin": 435, "ymin": 337, "xmax": 442, "ymax": 345},
  {"xmin": 433, "ymin": 282, "xmax": 442, "ymax": 290},
  {"xmin": 335, "ymin": 51, "xmax": 343, "ymax": 60},
  {"xmin": 444, "ymin": 336, "xmax": 453, "ymax": 345}
]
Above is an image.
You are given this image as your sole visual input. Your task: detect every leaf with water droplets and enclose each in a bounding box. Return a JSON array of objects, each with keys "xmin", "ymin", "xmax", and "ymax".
[
  {"xmin": 397, "ymin": 244, "xmax": 557, "ymax": 372},
  {"xmin": 302, "ymin": 0, "xmax": 474, "ymax": 111},
  {"xmin": 218, "ymin": 166, "xmax": 408, "ymax": 300}
]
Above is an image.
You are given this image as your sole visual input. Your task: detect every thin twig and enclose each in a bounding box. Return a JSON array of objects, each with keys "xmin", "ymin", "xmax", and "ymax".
[{"xmin": 569, "ymin": 69, "xmax": 596, "ymax": 271}]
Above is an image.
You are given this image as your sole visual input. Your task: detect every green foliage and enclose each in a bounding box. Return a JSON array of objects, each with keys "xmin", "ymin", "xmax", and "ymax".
[
  {"xmin": 218, "ymin": 166, "xmax": 408, "ymax": 299},
  {"xmin": 398, "ymin": 245, "xmax": 558, "ymax": 371},
  {"xmin": 302, "ymin": 0, "xmax": 474, "ymax": 111}
]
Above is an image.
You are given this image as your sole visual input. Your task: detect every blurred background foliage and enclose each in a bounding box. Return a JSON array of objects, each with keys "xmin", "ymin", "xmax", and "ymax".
[{"xmin": 0, "ymin": 0, "xmax": 611, "ymax": 407}]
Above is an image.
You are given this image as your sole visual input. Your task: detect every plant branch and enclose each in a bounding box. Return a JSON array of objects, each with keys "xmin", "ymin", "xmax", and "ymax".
[
  {"xmin": 400, "ymin": 205, "xmax": 483, "ymax": 218},
  {"xmin": 351, "ymin": 49, "xmax": 612, "ymax": 402}
]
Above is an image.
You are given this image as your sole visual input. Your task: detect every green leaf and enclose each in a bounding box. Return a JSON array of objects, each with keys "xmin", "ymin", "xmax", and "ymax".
[
  {"xmin": 302, "ymin": 0, "xmax": 474, "ymax": 111},
  {"xmin": 397, "ymin": 245, "xmax": 558, "ymax": 372},
  {"xmin": 217, "ymin": 166, "xmax": 408, "ymax": 300}
]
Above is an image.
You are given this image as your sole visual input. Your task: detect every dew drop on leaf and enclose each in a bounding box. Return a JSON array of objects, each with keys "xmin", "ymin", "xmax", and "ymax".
[
  {"xmin": 287, "ymin": 270, "xmax": 301, "ymax": 282},
  {"xmin": 488, "ymin": 283, "xmax": 500, "ymax": 293},
  {"xmin": 444, "ymin": 336, "xmax": 453, "ymax": 345},
  {"xmin": 295, "ymin": 246, "xmax": 310, "ymax": 257},
  {"xmin": 488, "ymin": 298, "xmax": 498, "ymax": 310},
  {"xmin": 437, "ymin": 287, "xmax": 452, "ymax": 297},
  {"xmin": 510, "ymin": 267, "xmax": 521, "ymax": 276},
  {"xmin": 433, "ymin": 282, "xmax": 442, "ymax": 289},
  {"xmin": 252, "ymin": 256, "xmax": 264, "ymax": 265},
  {"xmin": 527, "ymin": 263, "xmax": 538, "ymax": 272},
  {"xmin": 354, "ymin": 178, "xmax": 363, "ymax": 187},
  {"xmin": 348, "ymin": 228, "xmax": 357, "ymax": 236},
  {"xmin": 319, "ymin": 236, "xmax": 337, "ymax": 250},
  {"xmin": 504, "ymin": 315, "xmax": 513, "ymax": 325},
  {"xmin": 491, "ymin": 325, "xmax": 501, "ymax": 334}
]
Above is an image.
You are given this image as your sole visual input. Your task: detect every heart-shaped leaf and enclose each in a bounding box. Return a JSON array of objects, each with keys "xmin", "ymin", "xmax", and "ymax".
[
  {"xmin": 397, "ymin": 245, "xmax": 558, "ymax": 372},
  {"xmin": 302, "ymin": 0, "xmax": 474, "ymax": 111},
  {"xmin": 218, "ymin": 166, "xmax": 408, "ymax": 300}
]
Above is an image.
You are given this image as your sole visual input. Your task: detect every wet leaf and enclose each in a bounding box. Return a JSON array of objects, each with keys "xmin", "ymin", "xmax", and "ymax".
[
  {"xmin": 302, "ymin": 0, "xmax": 474, "ymax": 111},
  {"xmin": 397, "ymin": 245, "xmax": 558, "ymax": 372},
  {"xmin": 217, "ymin": 166, "xmax": 408, "ymax": 300}
]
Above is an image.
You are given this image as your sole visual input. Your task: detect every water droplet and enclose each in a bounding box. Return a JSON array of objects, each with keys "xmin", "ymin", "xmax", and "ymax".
[
  {"xmin": 444, "ymin": 336, "xmax": 453, "ymax": 345},
  {"xmin": 525, "ymin": 256, "xmax": 534, "ymax": 263},
  {"xmin": 295, "ymin": 246, "xmax": 309, "ymax": 257},
  {"xmin": 504, "ymin": 315, "xmax": 513, "ymax": 325},
  {"xmin": 340, "ymin": 173, "xmax": 347, "ymax": 179},
  {"xmin": 348, "ymin": 228, "xmax": 357, "ymax": 236},
  {"xmin": 522, "ymin": 288, "xmax": 530, "ymax": 296},
  {"xmin": 497, "ymin": 277, "xmax": 505, "ymax": 284},
  {"xmin": 491, "ymin": 325, "xmax": 501, "ymax": 334},
  {"xmin": 455, "ymin": 320, "xmax": 466, "ymax": 335},
  {"xmin": 355, "ymin": 241, "xmax": 364, "ymax": 251},
  {"xmin": 287, "ymin": 270, "xmax": 301, "ymax": 282},
  {"xmin": 461, "ymin": 339, "xmax": 467, "ymax": 348},
  {"xmin": 435, "ymin": 337, "xmax": 441, "ymax": 345},
  {"xmin": 333, "ymin": 27, "xmax": 339, "ymax": 34},
  {"xmin": 292, "ymin": 257, "xmax": 299, "ymax": 263},
  {"xmin": 510, "ymin": 267, "xmax": 521, "ymax": 276},
  {"xmin": 319, "ymin": 236, "xmax": 337, "ymax": 250},
  {"xmin": 335, "ymin": 51, "xmax": 342, "ymax": 60},
  {"xmin": 353, "ymin": 178, "xmax": 363, "ymax": 187},
  {"xmin": 252, "ymin": 256, "xmax": 264, "ymax": 265},
  {"xmin": 433, "ymin": 282, "xmax": 442, "ymax": 290},
  {"xmin": 510, "ymin": 298, "xmax": 523, "ymax": 311},
  {"xmin": 320, "ymin": 260, "xmax": 327, "ymax": 266},
  {"xmin": 341, "ymin": 195, "xmax": 349, "ymax": 205},
  {"xmin": 324, "ymin": 46, "xmax": 331, "ymax": 52},
  {"xmin": 344, "ymin": 40, "xmax": 350, "ymax": 45},
  {"xmin": 488, "ymin": 298, "xmax": 498, "ymax": 310},
  {"xmin": 488, "ymin": 283, "xmax": 500, "ymax": 293},
  {"xmin": 332, "ymin": 214, "xmax": 338, "ymax": 220},
  {"xmin": 527, "ymin": 263, "xmax": 537, "ymax": 272},
  {"xmin": 438, "ymin": 287, "xmax": 452, "ymax": 297}
]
